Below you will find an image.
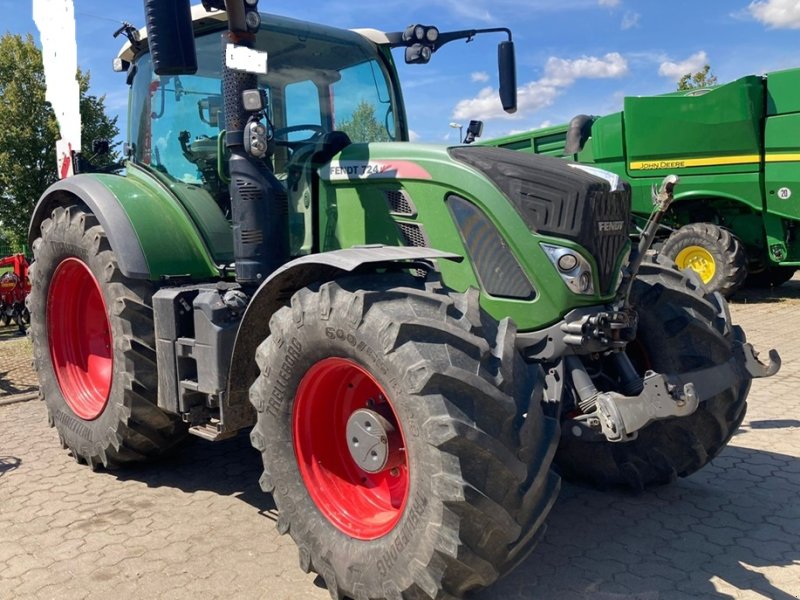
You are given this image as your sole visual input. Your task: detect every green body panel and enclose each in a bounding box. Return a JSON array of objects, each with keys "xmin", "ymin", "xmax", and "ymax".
[
  {"xmin": 95, "ymin": 172, "xmax": 220, "ymax": 279},
  {"xmin": 316, "ymin": 143, "xmax": 621, "ymax": 331},
  {"xmin": 623, "ymin": 75, "xmax": 763, "ymax": 175},
  {"xmin": 630, "ymin": 175, "xmax": 764, "ymax": 218},
  {"xmin": 491, "ymin": 124, "xmax": 569, "ymax": 156},
  {"xmin": 767, "ymin": 69, "xmax": 800, "ymax": 115},
  {"xmin": 590, "ymin": 113, "xmax": 623, "ymax": 165},
  {"xmin": 484, "ymin": 68, "xmax": 800, "ymax": 268},
  {"xmin": 126, "ymin": 164, "xmax": 235, "ymax": 264},
  {"xmin": 764, "ymin": 114, "xmax": 800, "ymax": 223}
]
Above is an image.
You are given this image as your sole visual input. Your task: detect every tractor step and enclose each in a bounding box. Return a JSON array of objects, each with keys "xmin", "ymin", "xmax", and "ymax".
[{"xmin": 188, "ymin": 421, "xmax": 237, "ymax": 442}]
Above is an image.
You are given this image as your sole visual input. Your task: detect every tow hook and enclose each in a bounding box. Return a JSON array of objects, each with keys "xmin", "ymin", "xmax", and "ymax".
[{"xmin": 735, "ymin": 341, "xmax": 781, "ymax": 378}]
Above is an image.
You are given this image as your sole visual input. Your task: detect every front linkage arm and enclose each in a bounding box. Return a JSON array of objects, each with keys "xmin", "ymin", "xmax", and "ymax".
[
  {"xmin": 563, "ymin": 331, "xmax": 780, "ymax": 443},
  {"xmin": 590, "ymin": 338, "xmax": 778, "ymax": 442}
]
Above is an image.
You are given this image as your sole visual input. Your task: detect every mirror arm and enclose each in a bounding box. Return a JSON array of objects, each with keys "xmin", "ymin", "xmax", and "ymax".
[
  {"xmin": 386, "ymin": 27, "xmax": 511, "ymax": 50},
  {"xmin": 435, "ymin": 27, "xmax": 511, "ymax": 50}
]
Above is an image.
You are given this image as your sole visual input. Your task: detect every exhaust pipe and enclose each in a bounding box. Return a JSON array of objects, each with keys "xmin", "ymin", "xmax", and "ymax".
[{"xmin": 143, "ymin": 0, "xmax": 287, "ymax": 284}]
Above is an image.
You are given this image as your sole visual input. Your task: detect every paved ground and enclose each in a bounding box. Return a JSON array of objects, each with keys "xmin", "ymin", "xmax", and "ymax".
[
  {"xmin": 1, "ymin": 281, "xmax": 799, "ymax": 600},
  {"xmin": 0, "ymin": 329, "xmax": 37, "ymax": 399}
]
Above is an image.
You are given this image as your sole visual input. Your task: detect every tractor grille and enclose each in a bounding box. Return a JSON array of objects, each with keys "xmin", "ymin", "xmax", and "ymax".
[
  {"xmin": 449, "ymin": 146, "xmax": 631, "ymax": 294},
  {"xmin": 588, "ymin": 189, "xmax": 630, "ymax": 293}
]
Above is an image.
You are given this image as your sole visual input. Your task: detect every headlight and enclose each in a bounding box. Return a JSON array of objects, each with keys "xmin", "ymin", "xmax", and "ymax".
[{"xmin": 542, "ymin": 244, "xmax": 595, "ymax": 295}]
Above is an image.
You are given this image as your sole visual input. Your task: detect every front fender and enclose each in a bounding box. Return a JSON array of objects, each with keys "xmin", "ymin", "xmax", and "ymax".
[
  {"xmin": 29, "ymin": 174, "xmax": 220, "ymax": 280},
  {"xmin": 226, "ymin": 246, "xmax": 462, "ymax": 402}
]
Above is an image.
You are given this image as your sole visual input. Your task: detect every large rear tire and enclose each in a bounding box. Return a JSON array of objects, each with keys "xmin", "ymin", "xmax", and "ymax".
[
  {"xmin": 29, "ymin": 205, "xmax": 187, "ymax": 468},
  {"xmin": 249, "ymin": 275, "xmax": 560, "ymax": 599},
  {"xmin": 555, "ymin": 255, "xmax": 750, "ymax": 490},
  {"xmin": 661, "ymin": 222, "xmax": 746, "ymax": 298}
]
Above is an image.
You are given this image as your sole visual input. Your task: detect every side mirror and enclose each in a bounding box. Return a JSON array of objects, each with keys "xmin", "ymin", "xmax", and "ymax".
[
  {"xmin": 498, "ymin": 40, "xmax": 517, "ymax": 114},
  {"xmin": 198, "ymin": 96, "xmax": 223, "ymax": 127},
  {"xmin": 463, "ymin": 120, "xmax": 484, "ymax": 144},
  {"xmin": 143, "ymin": 0, "xmax": 198, "ymax": 76},
  {"xmin": 92, "ymin": 139, "xmax": 111, "ymax": 155}
]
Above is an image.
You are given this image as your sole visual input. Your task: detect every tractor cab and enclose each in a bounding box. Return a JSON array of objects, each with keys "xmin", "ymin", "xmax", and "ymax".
[{"xmin": 121, "ymin": 10, "xmax": 403, "ymax": 256}]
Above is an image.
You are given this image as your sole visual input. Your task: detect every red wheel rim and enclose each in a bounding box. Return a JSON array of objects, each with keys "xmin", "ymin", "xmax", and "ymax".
[
  {"xmin": 47, "ymin": 258, "xmax": 113, "ymax": 421},
  {"xmin": 293, "ymin": 358, "xmax": 409, "ymax": 540}
]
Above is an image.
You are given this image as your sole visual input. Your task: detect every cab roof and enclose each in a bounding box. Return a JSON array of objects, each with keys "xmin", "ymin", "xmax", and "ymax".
[{"xmin": 117, "ymin": 4, "xmax": 391, "ymax": 62}]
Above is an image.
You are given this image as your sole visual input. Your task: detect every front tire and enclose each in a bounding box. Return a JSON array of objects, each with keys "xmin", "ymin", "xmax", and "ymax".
[
  {"xmin": 555, "ymin": 255, "xmax": 749, "ymax": 490},
  {"xmin": 29, "ymin": 204, "xmax": 186, "ymax": 468},
  {"xmin": 661, "ymin": 222, "xmax": 746, "ymax": 297},
  {"xmin": 249, "ymin": 275, "xmax": 560, "ymax": 599}
]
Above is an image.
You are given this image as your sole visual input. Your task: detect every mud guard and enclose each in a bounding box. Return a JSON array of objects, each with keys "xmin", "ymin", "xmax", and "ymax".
[
  {"xmin": 28, "ymin": 174, "xmax": 220, "ymax": 280},
  {"xmin": 224, "ymin": 246, "xmax": 463, "ymax": 428}
]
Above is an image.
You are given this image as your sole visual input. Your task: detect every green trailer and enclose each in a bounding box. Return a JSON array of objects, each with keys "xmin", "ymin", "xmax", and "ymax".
[{"xmin": 487, "ymin": 69, "xmax": 800, "ymax": 296}]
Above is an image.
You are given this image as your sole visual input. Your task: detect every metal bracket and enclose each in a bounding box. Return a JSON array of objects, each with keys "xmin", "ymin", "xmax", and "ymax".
[
  {"xmin": 593, "ymin": 372, "xmax": 699, "ymax": 442},
  {"xmin": 560, "ymin": 309, "xmax": 637, "ymax": 350}
]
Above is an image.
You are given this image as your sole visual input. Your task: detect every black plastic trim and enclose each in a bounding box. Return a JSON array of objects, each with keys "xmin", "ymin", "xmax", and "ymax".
[
  {"xmin": 28, "ymin": 175, "xmax": 150, "ymax": 279},
  {"xmin": 447, "ymin": 195, "xmax": 535, "ymax": 300},
  {"xmin": 449, "ymin": 146, "xmax": 630, "ymax": 294}
]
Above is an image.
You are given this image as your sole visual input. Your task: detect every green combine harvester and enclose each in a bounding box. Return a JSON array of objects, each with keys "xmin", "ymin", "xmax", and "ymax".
[
  {"xmin": 27, "ymin": 2, "xmax": 779, "ymax": 598},
  {"xmin": 487, "ymin": 69, "xmax": 800, "ymax": 296}
]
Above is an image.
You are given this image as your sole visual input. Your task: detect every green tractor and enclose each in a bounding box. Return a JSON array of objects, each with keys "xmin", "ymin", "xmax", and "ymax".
[{"xmin": 28, "ymin": 1, "xmax": 779, "ymax": 598}]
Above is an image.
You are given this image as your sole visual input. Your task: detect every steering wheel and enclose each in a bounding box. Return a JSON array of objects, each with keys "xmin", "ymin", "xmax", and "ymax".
[{"xmin": 273, "ymin": 124, "xmax": 326, "ymax": 150}]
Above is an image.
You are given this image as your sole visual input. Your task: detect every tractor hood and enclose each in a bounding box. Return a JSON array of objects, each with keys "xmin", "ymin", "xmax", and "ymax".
[
  {"xmin": 448, "ymin": 146, "xmax": 632, "ymax": 296},
  {"xmin": 314, "ymin": 142, "xmax": 632, "ymax": 331}
]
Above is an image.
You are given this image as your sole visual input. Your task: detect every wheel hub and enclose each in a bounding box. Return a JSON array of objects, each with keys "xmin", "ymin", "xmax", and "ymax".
[
  {"xmin": 345, "ymin": 408, "xmax": 403, "ymax": 473},
  {"xmin": 292, "ymin": 357, "xmax": 409, "ymax": 540},
  {"xmin": 674, "ymin": 245, "xmax": 716, "ymax": 284},
  {"xmin": 47, "ymin": 257, "xmax": 113, "ymax": 421}
]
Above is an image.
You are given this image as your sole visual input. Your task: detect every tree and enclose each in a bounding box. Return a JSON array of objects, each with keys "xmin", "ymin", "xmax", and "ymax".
[
  {"xmin": 0, "ymin": 33, "xmax": 119, "ymax": 247},
  {"xmin": 336, "ymin": 100, "xmax": 391, "ymax": 143},
  {"xmin": 677, "ymin": 64, "xmax": 718, "ymax": 91}
]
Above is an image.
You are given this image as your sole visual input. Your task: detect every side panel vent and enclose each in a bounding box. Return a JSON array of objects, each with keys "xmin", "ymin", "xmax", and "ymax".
[
  {"xmin": 447, "ymin": 195, "xmax": 536, "ymax": 300},
  {"xmin": 385, "ymin": 189, "xmax": 417, "ymax": 217},
  {"xmin": 240, "ymin": 229, "xmax": 264, "ymax": 246},
  {"xmin": 235, "ymin": 179, "xmax": 262, "ymax": 203},
  {"xmin": 397, "ymin": 222, "xmax": 429, "ymax": 248}
]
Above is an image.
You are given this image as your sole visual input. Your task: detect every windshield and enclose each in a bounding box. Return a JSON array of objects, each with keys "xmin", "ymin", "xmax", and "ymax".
[{"xmin": 129, "ymin": 19, "xmax": 402, "ymax": 184}]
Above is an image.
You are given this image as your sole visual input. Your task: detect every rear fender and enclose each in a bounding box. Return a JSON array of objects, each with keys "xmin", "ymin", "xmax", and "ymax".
[{"xmin": 28, "ymin": 174, "xmax": 220, "ymax": 280}]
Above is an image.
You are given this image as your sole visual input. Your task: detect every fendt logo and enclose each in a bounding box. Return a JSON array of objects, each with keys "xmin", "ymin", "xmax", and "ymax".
[{"xmin": 597, "ymin": 220, "xmax": 625, "ymax": 233}]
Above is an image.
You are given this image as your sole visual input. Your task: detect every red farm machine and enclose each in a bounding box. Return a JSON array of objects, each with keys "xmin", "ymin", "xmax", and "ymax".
[{"xmin": 0, "ymin": 253, "xmax": 30, "ymax": 330}]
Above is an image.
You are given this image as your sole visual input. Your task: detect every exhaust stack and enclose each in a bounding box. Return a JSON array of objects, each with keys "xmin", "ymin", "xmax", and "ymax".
[{"xmin": 143, "ymin": 0, "xmax": 288, "ymax": 283}]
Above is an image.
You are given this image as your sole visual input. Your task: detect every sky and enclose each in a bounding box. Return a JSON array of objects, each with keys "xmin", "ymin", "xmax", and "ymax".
[{"xmin": 2, "ymin": 0, "xmax": 800, "ymax": 145}]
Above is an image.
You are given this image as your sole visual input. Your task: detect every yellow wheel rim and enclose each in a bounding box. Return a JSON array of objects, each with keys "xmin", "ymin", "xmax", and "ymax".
[{"xmin": 674, "ymin": 245, "xmax": 716, "ymax": 284}]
